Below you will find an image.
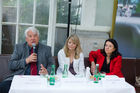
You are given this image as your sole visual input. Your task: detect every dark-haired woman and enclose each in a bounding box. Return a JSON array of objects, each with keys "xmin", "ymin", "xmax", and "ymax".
[{"xmin": 89, "ymin": 39, "xmax": 123, "ymax": 77}]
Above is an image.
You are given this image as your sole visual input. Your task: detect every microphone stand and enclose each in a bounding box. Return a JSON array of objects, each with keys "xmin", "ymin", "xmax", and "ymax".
[{"xmin": 67, "ymin": 0, "xmax": 72, "ymax": 38}]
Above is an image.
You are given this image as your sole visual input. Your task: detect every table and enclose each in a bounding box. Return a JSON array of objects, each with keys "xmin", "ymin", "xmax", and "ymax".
[{"xmin": 9, "ymin": 75, "xmax": 136, "ymax": 93}]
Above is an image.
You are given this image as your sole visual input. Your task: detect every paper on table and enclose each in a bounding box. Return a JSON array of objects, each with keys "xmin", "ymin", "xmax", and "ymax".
[
  {"xmin": 102, "ymin": 76, "xmax": 126, "ymax": 87},
  {"xmin": 11, "ymin": 75, "xmax": 47, "ymax": 88}
]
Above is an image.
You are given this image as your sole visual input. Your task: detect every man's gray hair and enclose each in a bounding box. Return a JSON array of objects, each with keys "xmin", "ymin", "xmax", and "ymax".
[{"xmin": 25, "ymin": 27, "xmax": 40, "ymax": 37}]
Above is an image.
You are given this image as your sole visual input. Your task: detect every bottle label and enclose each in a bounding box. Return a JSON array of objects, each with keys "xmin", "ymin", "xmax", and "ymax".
[
  {"xmin": 49, "ymin": 76, "xmax": 55, "ymax": 85},
  {"xmin": 94, "ymin": 75, "xmax": 99, "ymax": 83},
  {"xmin": 62, "ymin": 74, "xmax": 68, "ymax": 78}
]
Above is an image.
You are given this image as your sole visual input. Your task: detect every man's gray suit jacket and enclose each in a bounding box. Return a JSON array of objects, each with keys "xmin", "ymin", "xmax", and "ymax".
[{"xmin": 5, "ymin": 42, "xmax": 55, "ymax": 81}]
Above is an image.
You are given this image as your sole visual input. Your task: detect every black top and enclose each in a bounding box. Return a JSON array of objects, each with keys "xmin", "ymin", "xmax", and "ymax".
[
  {"xmin": 69, "ymin": 62, "xmax": 77, "ymax": 75},
  {"xmin": 100, "ymin": 57, "xmax": 110, "ymax": 73}
]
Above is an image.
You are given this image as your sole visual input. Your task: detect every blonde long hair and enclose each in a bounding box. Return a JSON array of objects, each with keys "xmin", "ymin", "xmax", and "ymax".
[{"xmin": 64, "ymin": 34, "xmax": 82, "ymax": 59}]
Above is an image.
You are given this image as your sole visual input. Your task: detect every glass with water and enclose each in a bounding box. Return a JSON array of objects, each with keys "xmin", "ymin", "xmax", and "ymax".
[{"xmin": 62, "ymin": 64, "xmax": 68, "ymax": 78}]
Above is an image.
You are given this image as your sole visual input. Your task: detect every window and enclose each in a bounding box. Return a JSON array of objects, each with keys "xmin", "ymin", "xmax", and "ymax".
[
  {"xmin": 1, "ymin": 0, "xmax": 50, "ymax": 54},
  {"xmin": 0, "ymin": 0, "xmax": 82, "ymax": 55},
  {"xmin": 56, "ymin": 0, "xmax": 82, "ymax": 25}
]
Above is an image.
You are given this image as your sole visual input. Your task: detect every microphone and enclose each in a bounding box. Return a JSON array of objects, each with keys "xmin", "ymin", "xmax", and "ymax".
[{"xmin": 32, "ymin": 43, "xmax": 36, "ymax": 53}]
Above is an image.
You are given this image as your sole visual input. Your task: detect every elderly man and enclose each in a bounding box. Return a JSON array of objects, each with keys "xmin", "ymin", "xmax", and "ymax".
[{"xmin": 0, "ymin": 27, "xmax": 55, "ymax": 93}]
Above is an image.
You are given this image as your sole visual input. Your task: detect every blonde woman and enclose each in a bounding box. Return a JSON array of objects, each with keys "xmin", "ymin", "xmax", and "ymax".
[{"xmin": 57, "ymin": 34, "xmax": 85, "ymax": 76}]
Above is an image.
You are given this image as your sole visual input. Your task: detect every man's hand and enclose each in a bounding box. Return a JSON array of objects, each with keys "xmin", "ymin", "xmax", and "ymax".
[
  {"xmin": 26, "ymin": 53, "xmax": 37, "ymax": 64},
  {"xmin": 39, "ymin": 64, "xmax": 48, "ymax": 75}
]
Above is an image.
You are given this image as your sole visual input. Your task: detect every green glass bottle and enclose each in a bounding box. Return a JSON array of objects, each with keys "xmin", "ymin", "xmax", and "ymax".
[
  {"xmin": 94, "ymin": 64, "xmax": 99, "ymax": 83},
  {"xmin": 49, "ymin": 65, "xmax": 55, "ymax": 85}
]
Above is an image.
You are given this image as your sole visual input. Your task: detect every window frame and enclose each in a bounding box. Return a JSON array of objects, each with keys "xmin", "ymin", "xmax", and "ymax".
[{"xmin": 0, "ymin": 0, "xmax": 56, "ymax": 55}]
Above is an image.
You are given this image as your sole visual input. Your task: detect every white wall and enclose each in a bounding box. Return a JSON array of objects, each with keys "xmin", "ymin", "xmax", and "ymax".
[
  {"xmin": 81, "ymin": 0, "xmax": 96, "ymax": 28},
  {"xmin": 95, "ymin": 0, "xmax": 114, "ymax": 26}
]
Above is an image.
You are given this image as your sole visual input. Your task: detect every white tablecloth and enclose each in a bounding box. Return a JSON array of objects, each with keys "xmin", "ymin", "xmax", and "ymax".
[{"xmin": 9, "ymin": 75, "xmax": 136, "ymax": 93}]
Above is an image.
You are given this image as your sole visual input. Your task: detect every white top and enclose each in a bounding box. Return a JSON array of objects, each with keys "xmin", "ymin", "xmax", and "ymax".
[{"xmin": 57, "ymin": 49, "xmax": 85, "ymax": 76}]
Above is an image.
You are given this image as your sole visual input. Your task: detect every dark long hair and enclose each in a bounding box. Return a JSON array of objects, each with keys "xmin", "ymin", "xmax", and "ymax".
[{"xmin": 101, "ymin": 38, "xmax": 121, "ymax": 59}]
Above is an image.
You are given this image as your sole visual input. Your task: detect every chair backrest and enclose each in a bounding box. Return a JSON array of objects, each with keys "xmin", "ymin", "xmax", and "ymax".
[
  {"xmin": 121, "ymin": 58, "xmax": 136, "ymax": 86},
  {"xmin": 84, "ymin": 57, "xmax": 90, "ymax": 68},
  {"xmin": 54, "ymin": 56, "xmax": 59, "ymax": 72},
  {"xmin": 0, "ymin": 54, "xmax": 11, "ymax": 82},
  {"xmin": 136, "ymin": 59, "xmax": 140, "ymax": 76}
]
